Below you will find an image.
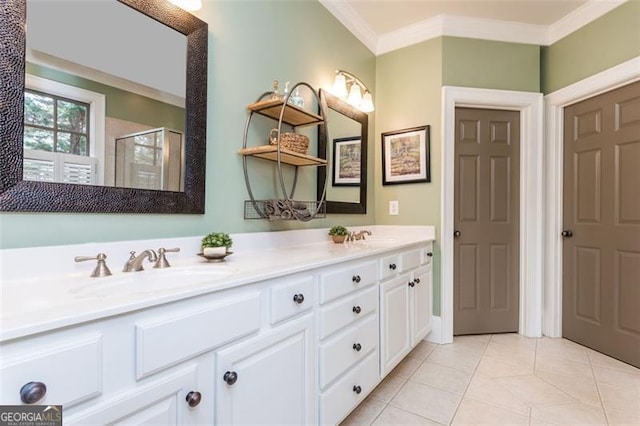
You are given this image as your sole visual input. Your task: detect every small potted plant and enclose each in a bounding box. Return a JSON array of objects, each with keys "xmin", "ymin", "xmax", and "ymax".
[
  {"xmin": 328, "ymin": 225, "xmax": 348, "ymax": 244},
  {"xmin": 201, "ymin": 232, "xmax": 233, "ymax": 256}
]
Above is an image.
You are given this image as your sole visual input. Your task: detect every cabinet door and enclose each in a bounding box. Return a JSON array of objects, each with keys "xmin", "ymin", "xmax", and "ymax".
[
  {"xmin": 66, "ymin": 365, "xmax": 205, "ymax": 425},
  {"xmin": 380, "ymin": 275, "xmax": 411, "ymax": 377},
  {"xmin": 411, "ymin": 266, "xmax": 433, "ymax": 345},
  {"xmin": 216, "ymin": 315, "xmax": 316, "ymax": 425}
]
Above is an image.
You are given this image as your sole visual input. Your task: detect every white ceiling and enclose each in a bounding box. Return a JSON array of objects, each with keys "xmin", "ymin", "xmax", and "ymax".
[{"xmin": 320, "ymin": 0, "xmax": 627, "ymax": 55}]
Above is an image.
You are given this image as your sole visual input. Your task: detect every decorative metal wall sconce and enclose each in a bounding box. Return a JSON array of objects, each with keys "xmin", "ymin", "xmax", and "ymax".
[{"xmin": 331, "ymin": 70, "xmax": 374, "ymax": 113}]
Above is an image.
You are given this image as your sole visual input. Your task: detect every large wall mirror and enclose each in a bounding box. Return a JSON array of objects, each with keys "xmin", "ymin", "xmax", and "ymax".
[
  {"xmin": 0, "ymin": 0, "xmax": 208, "ymax": 213},
  {"xmin": 318, "ymin": 90, "xmax": 367, "ymax": 214}
]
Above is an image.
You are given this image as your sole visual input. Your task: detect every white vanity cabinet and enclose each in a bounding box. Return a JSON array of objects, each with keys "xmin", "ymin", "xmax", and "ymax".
[
  {"xmin": 1, "ymin": 233, "xmax": 435, "ymax": 426},
  {"xmin": 380, "ymin": 243, "xmax": 434, "ymax": 376}
]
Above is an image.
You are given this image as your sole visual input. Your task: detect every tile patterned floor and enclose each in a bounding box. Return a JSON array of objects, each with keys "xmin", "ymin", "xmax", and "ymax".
[{"xmin": 340, "ymin": 334, "xmax": 640, "ymax": 425}]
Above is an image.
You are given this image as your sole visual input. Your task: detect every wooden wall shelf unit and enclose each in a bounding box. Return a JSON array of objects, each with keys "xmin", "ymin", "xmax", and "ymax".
[
  {"xmin": 238, "ymin": 146, "xmax": 327, "ymax": 167},
  {"xmin": 247, "ymin": 99, "xmax": 323, "ymax": 127}
]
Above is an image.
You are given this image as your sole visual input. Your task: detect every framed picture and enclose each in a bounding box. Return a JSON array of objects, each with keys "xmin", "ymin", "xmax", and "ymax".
[
  {"xmin": 381, "ymin": 125, "xmax": 430, "ymax": 185},
  {"xmin": 332, "ymin": 136, "xmax": 361, "ymax": 186}
]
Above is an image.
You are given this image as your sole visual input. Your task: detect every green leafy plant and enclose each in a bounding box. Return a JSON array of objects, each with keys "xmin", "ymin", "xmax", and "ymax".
[
  {"xmin": 201, "ymin": 232, "xmax": 233, "ymax": 249},
  {"xmin": 328, "ymin": 225, "xmax": 348, "ymax": 237}
]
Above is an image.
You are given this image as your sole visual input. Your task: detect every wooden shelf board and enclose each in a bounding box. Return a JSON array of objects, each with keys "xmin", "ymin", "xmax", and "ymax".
[
  {"xmin": 239, "ymin": 145, "xmax": 327, "ymax": 167},
  {"xmin": 247, "ymin": 99, "xmax": 323, "ymax": 127}
]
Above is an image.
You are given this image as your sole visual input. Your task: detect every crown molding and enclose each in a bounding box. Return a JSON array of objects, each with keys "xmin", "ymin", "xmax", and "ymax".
[
  {"xmin": 322, "ymin": 0, "xmax": 629, "ymax": 56},
  {"xmin": 547, "ymin": 0, "xmax": 627, "ymax": 45},
  {"xmin": 319, "ymin": 0, "xmax": 378, "ymax": 54}
]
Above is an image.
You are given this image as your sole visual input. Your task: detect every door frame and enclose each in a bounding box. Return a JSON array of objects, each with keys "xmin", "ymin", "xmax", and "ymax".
[
  {"xmin": 543, "ymin": 56, "xmax": 640, "ymax": 338},
  {"xmin": 440, "ymin": 86, "xmax": 544, "ymax": 344}
]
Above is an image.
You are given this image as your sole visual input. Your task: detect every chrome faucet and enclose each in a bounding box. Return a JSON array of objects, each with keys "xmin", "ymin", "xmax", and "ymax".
[
  {"xmin": 347, "ymin": 230, "xmax": 372, "ymax": 242},
  {"xmin": 123, "ymin": 249, "xmax": 158, "ymax": 272}
]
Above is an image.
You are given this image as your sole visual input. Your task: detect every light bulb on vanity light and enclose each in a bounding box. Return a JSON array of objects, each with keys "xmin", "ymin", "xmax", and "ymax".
[
  {"xmin": 360, "ymin": 91, "xmax": 374, "ymax": 113},
  {"xmin": 168, "ymin": 0, "xmax": 202, "ymax": 11},
  {"xmin": 347, "ymin": 84, "xmax": 362, "ymax": 108},
  {"xmin": 332, "ymin": 73, "xmax": 348, "ymax": 98}
]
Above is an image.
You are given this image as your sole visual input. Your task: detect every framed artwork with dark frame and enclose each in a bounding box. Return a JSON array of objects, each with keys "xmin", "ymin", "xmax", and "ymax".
[
  {"xmin": 332, "ymin": 136, "xmax": 361, "ymax": 186},
  {"xmin": 381, "ymin": 125, "xmax": 430, "ymax": 185}
]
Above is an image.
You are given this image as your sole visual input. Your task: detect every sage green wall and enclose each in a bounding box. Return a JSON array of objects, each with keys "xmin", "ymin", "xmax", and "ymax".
[
  {"xmin": 26, "ymin": 63, "xmax": 185, "ymax": 131},
  {"xmin": 442, "ymin": 36, "xmax": 540, "ymax": 92},
  {"xmin": 375, "ymin": 39, "xmax": 443, "ymax": 314},
  {"xmin": 542, "ymin": 0, "xmax": 640, "ymax": 94},
  {"xmin": 0, "ymin": 1, "xmax": 375, "ymax": 249}
]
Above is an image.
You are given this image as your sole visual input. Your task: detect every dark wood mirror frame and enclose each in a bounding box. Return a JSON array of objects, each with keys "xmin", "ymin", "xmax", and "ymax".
[
  {"xmin": 0, "ymin": 0, "xmax": 207, "ymax": 213},
  {"xmin": 317, "ymin": 90, "xmax": 368, "ymax": 214}
]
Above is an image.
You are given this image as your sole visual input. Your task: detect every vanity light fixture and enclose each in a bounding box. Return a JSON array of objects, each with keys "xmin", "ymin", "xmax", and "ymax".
[
  {"xmin": 332, "ymin": 70, "xmax": 374, "ymax": 113},
  {"xmin": 168, "ymin": 0, "xmax": 202, "ymax": 11}
]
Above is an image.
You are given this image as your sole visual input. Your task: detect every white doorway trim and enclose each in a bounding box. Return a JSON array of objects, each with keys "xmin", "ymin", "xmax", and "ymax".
[
  {"xmin": 440, "ymin": 86, "xmax": 544, "ymax": 344},
  {"xmin": 543, "ymin": 56, "xmax": 640, "ymax": 338}
]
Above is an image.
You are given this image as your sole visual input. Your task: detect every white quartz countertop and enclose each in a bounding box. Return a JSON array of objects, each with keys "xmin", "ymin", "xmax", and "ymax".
[{"xmin": 0, "ymin": 226, "xmax": 435, "ymax": 342}]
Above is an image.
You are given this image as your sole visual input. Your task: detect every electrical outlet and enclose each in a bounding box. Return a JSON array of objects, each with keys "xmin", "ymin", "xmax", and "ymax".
[{"xmin": 389, "ymin": 200, "xmax": 399, "ymax": 216}]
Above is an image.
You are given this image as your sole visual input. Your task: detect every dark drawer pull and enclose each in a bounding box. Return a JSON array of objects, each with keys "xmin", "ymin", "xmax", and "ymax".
[
  {"xmin": 352, "ymin": 275, "xmax": 361, "ymax": 283},
  {"xmin": 352, "ymin": 305, "xmax": 361, "ymax": 314},
  {"xmin": 426, "ymin": 252, "xmax": 433, "ymax": 257},
  {"xmin": 353, "ymin": 343, "xmax": 362, "ymax": 352},
  {"xmin": 414, "ymin": 278, "xmax": 421, "ymax": 284},
  {"xmin": 293, "ymin": 293, "xmax": 304, "ymax": 304},
  {"xmin": 389, "ymin": 263, "xmax": 397, "ymax": 270},
  {"xmin": 20, "ymin": 381, "xmax": 46, "ymax": 404},
  {"xmin": 353, "ymin": 385, "xmax": 362, "ymax": 394},
  {"xmin": 408, "ymin": 281, "xmax": 415, "ymax": 287},
  {"xmin": 186, "ymin": 391, "xmax": 202, "ymax": 407},
  {"xmin": 223, "ymin": 371, "xmax": 238, "ymax": 385}
]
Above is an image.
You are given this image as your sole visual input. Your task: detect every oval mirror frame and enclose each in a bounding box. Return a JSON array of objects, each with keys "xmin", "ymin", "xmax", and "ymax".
[
  {"xmin": 0, "ymin": 0, "xmax": 208, "ymax": 213},
  {"xmin": 317, "ymin": 89, "xmax": 368, "ymax": 214}
]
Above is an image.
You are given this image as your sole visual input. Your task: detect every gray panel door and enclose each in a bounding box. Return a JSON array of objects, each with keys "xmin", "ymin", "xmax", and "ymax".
[
  {"xmin": 454, "ymin": 108, "xmax": 520, "ymax": 335},
  {"xmin": 563, "ymin": 80, "xmax": 640, "ymax": 368}
]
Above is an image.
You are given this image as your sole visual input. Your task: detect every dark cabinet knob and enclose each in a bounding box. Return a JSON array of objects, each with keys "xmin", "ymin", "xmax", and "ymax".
[
  {"xmin": 353, "ymin": 343, "xmax": 362, "ymax": 352},
  {"xmin": 223, "ymin": 371, "xmax": 238, "ymax": 385},
  {"xmin": 414, "ymin": 277, "xmax": 421, "ymax": 284},
  {"xmin": 353, "ymin": 385, "xmax": 362, "ymax": 394},
  {"xmin": 352, "ymin": 305, "xmax": 361, "ymax": 314},
  {"xmin": 561, "ymin": 230, "xmax": 573, "ymax": 238},
  {"xmin": 426, "ymin": 252, "xmax": 433, "ymax": 257},
  {"xmin": 186, "ymin": 391, "xmax": 202, "ymax": 407},
  {"xmin": 454, "ymin": 230, "xmax": 461, "ymax": 238},
  {"xmin": 20, "ymin": 382, "xmax": 47, "ymax": 404},
  {"xmin": 408, "ymin": 281, "xmax": 415, "ymax": 287},
  {"xmin": 352, "ymin": 275, "xmax": 361, "ymax": 283},
  {"xmin": 293, "ymin": 293, "xmax": 304, "ymax": 304},
  {"xmin": 389, "ymin": 263, "xmax": 397, "ymax": 270}
]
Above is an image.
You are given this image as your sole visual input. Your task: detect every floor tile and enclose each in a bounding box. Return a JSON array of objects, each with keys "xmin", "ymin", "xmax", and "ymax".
[
  {"xmin": 452, "ymin": 397, "xmax": 529, "ymax": 425},
  {"xmin": 531, "ymin": 401, "xmax": 607, "ymax": 425},
  {"xmin": 372, "ymin": 405, "xmax": 443, "ymax": 425},
  {"xmin": 369, "ymin": 374, "xmax": 407, "ymax": 403},
  {"xmin": 598, "ymin": 381, "xmax": 640, "ymax": 419},
  {"xmin": 390, "ymin": 380, "xmax": 461, "ymax": 425},
  {"xmin": 340, "ymin": 396, "xmax": 386, "ymax": 426},
  {"xmin": 475, "ymin": 355, "xmax": 533, "ymax": 378},
  {"xmin": 464, "ymin": 373, "xmax": 530, "ymax": 415},
  {"xmin": 495, "ymin": 374, "xmax": 575, "ymax": 407},
  {"xmin": 588, "ymin": 349, "xmax": 640, "ymax": 374},
  {"xmin": 536, "ymin": 337, "xmax": 590, "ymax": 364},
  {"xmin": 408, "ymin": 341, "xmax": 438, "ymax": 361},
  {"xmin": 489, "ymin": 333, "xmax": 537, "ymax": 349},
  {"xmin": 592, "ymin": 363, "xmax": 640, "ymax": 389},
  {"xmin": 535, "ymin": 352, "xmax": 595, "ymax": 379},
  {"xmin": 483, "ymin": 340, "xmax": 535, "ymax": 367},
  {"xmin": 426, "ymin": 346, "xmax": 481, "ymax": 373},
  {"xmin": 444, "ymin": 336, "xmax": 488, "ymax": 354},
  {"xmin": 605, "ymin": 408, "xmax": 640, "ymax": 426},
  {"xmin": 389, "ymin": 355, "xmax": 424, "ymax": 379},
  {"xmin": 535, "ymin": 369, "xmax": 601, "ymax": 407},
  {"xmin": 410, "ymin": 360, "xmax": 472, "ymax": 395}
]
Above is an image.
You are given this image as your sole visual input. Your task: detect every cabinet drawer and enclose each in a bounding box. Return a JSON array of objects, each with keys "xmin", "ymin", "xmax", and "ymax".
[
  {"xmin": 136, "ymin": 293, "xmax": 260, "ymax": 379},
  {"xmin": 380, "ymin": 253, "xmax": 400, "ymax": 281},
  {"xmin": 319, "ymin": 260, "xmax": 377, "ymax": 304},
  {"xmin": 270, "ymin": 275, "xmax": 314, "ymax": 325},
  {"xmin": 319, "ymin": 286, "xmax": 377, "ymax": 340},
  {"xmin": 401, "ymin": 249, "xmax": 421, "ymax": 272},
  {"xmin": 319, "ymin": 350, "xmax": 379, "ymax": 425},
  {"xmin": 319, "ymin": 314, "xmax": 378, "ymax": 389},
  {"xmin": 1, "ymin": 335, "xmax": 101, "ymax": 407},
  {"xmin": 422, "ymin": 243, "xmax": 434, "ymax": 265}
]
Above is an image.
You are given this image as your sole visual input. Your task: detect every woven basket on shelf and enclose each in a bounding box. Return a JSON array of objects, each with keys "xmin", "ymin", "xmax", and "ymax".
[{"xmin": 269, "ymin": 130, "xmax": 309, "ymax": 154}]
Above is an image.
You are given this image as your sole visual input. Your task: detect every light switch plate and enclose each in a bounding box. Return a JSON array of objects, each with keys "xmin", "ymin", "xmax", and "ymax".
[{"xmin": 389, "ymin": 200, "xmax": 399, "ymax": 215}]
